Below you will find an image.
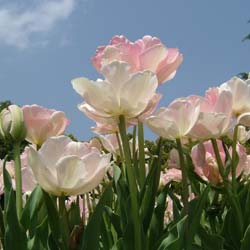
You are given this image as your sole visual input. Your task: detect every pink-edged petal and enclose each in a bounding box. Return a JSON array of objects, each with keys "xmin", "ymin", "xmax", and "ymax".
[
  {"xmin": 139, "ymin": 44, "xmax": 167, "ymax": 71},
  {"xmin": 120, "ymin": 71, "xmax": 158, "ymax": 117},
  {"xmin": 238, "ymin": 112, "xmax": 250, "ymax": 126}
]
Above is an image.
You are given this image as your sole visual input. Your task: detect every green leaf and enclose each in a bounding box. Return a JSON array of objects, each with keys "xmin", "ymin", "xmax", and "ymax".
[
  {"xmin": 21, "ymin": 186, "xmax": 44, "ymax": 230},
  {"xmin": 4, "ymin": 189, "xmax": 27, "ymax": 250},
  {"xmin": 241, "ymin": 224, "xmax": 250, "ymax": 250},
  {"xmin": 157, "ymin": 215, "xmax": 188, "ymax": 250},
  {"xmin": 80, "ymin": 185, "xmax": 113, "ymax": 250},
  {"xmin": 42, "ymin": 191, "xmax": 65, "ymax": 250},
  {"xmin": 186, "ymin": 186, "xmax": 210, "ymax": 248},
  {"xmin": 222, "ymin": 208, "xmax": 241, "ymax": 249},
  {"xmin": 239, "ymin": 183, "xmax": 250, "ymax": 229},
  {"xmin": 147, "ymin": 184, "xmax": 169, "ymax": 249},
  {"xmin": 140, "ymin": 137, "xmax": 162, "ymax": 232},
  {"xmin": 198, "ymin": 226, "xmax": 224, "ymax": 250},
  {"xmin": 3, "ymin": 161, "xmax": 27, "ymax": 250},
  {"xmin": 67, "ymin": 199, "xmax": 81, "ymax": 230}
]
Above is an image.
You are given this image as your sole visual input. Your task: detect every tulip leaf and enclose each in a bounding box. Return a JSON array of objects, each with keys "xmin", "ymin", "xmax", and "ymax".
[
  {"xmin": 4, "ymin": 189, "xmax": 27, "ymax": 250},
  {"xmin": 157, "ymin": 215, "xmax": 187, "ymax": 250},
  {"xmin": 198, "ymin": 226, "xmax": 224, "ymax": 250},
  {"xmin": 222, "ymin": 208, "xmax": 241, "ymax": 249},
  {"xmin": 67, "ymin": 199, "xmax": 81, "ymax": 229},
  {"xmin": 27, "ymin": 216, "xmax": 48, "ymax": 250},
  {"xmin": 47, "ymin": 233, "xmax": 60, "ymax": 250},
  {"xmin": 21, "ymin": 185, "xmax": 44, "ymax": 230},
  {"xmin": 239, "ymin": 183, "xmax": 250, "ymax": 229},
  {"xmin": 241, "ymin": 224, "xmax": 250, "ymax": 250},
  {"xmin": 3, "ymin": 160, "xmax": 27, "ymax": 250},
  {"xmin": 42, "ymin": 191, "xmax": 65, "ymax": 250},
  {"xmin": 80, "ymin": 185, "xmax": 113, "ymax": 250},
  {"xmin": 140, "ymin": 137, "xmax": 162, "ymax": 232},
  {"xmin": 186, "ymin": 185, "xmax": 210, "ymax": 248},
  {"xmin": 147, "ymin": 184, "xmax": 169, "ymax": 249}
]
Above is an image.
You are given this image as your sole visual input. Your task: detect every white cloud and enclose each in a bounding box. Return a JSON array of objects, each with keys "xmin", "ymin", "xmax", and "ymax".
[{"xmin": 0, "ymin": 0, "xmax": 76, "ymax": 48}]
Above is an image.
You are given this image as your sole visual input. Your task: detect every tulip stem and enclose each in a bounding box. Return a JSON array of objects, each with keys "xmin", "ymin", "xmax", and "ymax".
[
  {"xmin": 59, "ymin": 196, "xmax": 69, "ymax": 248},
  {"xmin": 211, "ymin": 138, "xmax": 243, "ymax": 235},
  {"xmin": 211, "ymin": 139, "xmax": 227, "ymax": 183},
  {"xmin": 231, "ymin": 125, "xmax": 238, "ymax": 194},
  {"xmin": 138, "ymin": 121, "xmax": 146, "ymax": 188},
  {"xmin": 176, "ymin": 138, "xmax": 189, "ymax": 215},
  {"xmin": 118, "ymin": 115, "xmax": 141, "ymax": 250},
  {"xmin": 13, "ymin": 143, "xmax": 23, "ymax": 220},
  {"xmin": 115, "ymin": 132, "xmax": 124, "ymax": 161}
]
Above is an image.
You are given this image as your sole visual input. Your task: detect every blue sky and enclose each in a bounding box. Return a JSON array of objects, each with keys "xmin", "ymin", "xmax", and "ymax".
[{"xmin": 0, "ymin": 0, "xmax": 249, "ymax": 141}]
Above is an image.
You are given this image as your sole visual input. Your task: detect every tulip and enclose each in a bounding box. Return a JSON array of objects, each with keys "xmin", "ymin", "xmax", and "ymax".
[
  {"xmin": 191, "ymin": 140, "xmax": 248, "ymax": 184},
  {"xmin": 220, "ymin": 77, "xmax": 250, "ymax": 116},
  {"xmin": 22, "ymin": 104, "xmax": 69, "ymax": 146},
  {"xmin": 100, "ymin": 134, "xmax": 120, "ymax": 155},
  {"xmin": 167, "ymin": 148, "xmax": 180, "ymax": 168},
  {"xmin": 220, "ymin": 77, "xmax": 250, "ymax": 126},
  {"xmin": 146, "ymin": 96, "xmax": 200, "ymax": 140},
  {"xmin": 160, "ymin": 168, "xmax": 182, "ymax": 186},
  {"xmin": 72, "ymin": 61, "xmax": 159, "ymax": 126},
  {"xmin": 28, "ymin": 135, "xmax": 111, "ymax": 196},
  {"xmin": 227, "ymin": 125, "xmax": 250, "ymax": 144},
  {"xmin": 0, "ymin": 104, "xmax": 26, "ymax": 142},
  {"xmin": 189, "ymin": 87, "xmax": 233, "ymax": 139},
  {"xmin": 92, "ymin": 35, "xmax": 183, "ymax": 84},
  {"xmin": 0, "ymin": 147, "xmax": 37, "ymax": 194}
]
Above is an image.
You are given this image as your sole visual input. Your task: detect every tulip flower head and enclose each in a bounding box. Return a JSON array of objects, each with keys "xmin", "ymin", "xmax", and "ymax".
[
  {"xmin": 189, "ymin": 87, "xmax": 233, "ymax": 139},
  {"xmin": 191, "ymin": 140, "xmax": 248, "ymax": 185},
  {"xmin": 146, "ymin": 96, "xmax": 200, "ymax": 140},
  {"xmin": 28, "ymin": 135, "xmax": 111, "ymax": 196},
  {"xmin": 92, "ymin": 35, "xmax": 183, "ymax": 84},
  {"xmin": 22, "ymin": 104, "xmax": 69, "ymax": 146},
  {"xmin": 72, "ymin": 61, "xmax": 159, "ymax": 126},
  {"xmin": 0, "ymin": 104, "xmax": 26, "ymax": 142}
]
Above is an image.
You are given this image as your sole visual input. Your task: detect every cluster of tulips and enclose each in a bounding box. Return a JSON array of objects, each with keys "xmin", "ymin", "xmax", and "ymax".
[{"xmin": 1, "ymin": 35, "xmax": 250, "ymax": 250}]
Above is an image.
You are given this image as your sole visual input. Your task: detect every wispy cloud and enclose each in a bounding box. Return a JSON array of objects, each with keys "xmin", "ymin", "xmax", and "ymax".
[{"xmin": 0, "ymin": 0, "xmax": 76, "ymax": 49}]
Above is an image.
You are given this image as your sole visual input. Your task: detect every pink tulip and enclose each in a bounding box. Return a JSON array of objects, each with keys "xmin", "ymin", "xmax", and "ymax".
[
  {"xmin": 189, "ymin": 88, "xmax": 233, "ymax": 139},
  {"xmin": 191, "ymin": 140, "xmax": 248, "ymax": 185},
  {"xmin": 28, "ymin": 136, "xmax": 111, "ymax": 196},
  {"xmin": 220, "ymin": 77, "xmax": 250, "ymax": 116},
  {"xmin": 72, "ymin": 61, "xmax": 159, "ymax": 127},
  {"xmin": 219, "ymin": 77, "xmax": 250, "ymax": 126},
  {"xmin": 146, "ymin": 96, "xmax": 200, "ymax": 139},
  {"xmin": 160, "ymin": 168, "xmax": 182, "ymax": 186},
  {"xmin": 167, "ymin": 149, "xmax": 180, "ymax": 168},
  {"xmin": 92, "ymin": 35, "xmax": 183, "ymax": 84},
  {"xmin": 0, "ymin": 147, "xmax": 36, "ymax": 194},
  {"xmin": 22, "ymin": 105, "xmax": 70, "ymax": 146}
]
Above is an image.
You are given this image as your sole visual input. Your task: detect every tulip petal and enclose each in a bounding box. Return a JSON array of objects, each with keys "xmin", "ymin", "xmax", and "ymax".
[
  {"xmin": 120, "ymin": 71, "xmax": 158, "ymax": 117},
  {"xmin": 140, "ymin": 44, "xmax": 167, "ymax": 71},
  {"xmin": 72, "ymin": 77, "xmax": 120, "ymax": 114},
  {"xmin": 39, "ymin": 136, "xmax": 72, "ymax": 166},
  {"xmin": 238, "ymin": 112, "xmax": 250, "ymax": 127}
]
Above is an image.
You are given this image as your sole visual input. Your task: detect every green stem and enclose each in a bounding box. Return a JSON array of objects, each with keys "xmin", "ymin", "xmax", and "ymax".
[
  {"xmin": 211, "ymin": 138, "xmax": 243, "ymax": 235},
  {"xmin": 132, "ymin": 125, "xmax": 137, "ymax": 161},
  {"xmin": 0, "ymin": 206, "xmax": 5, "ymax": 250},
  {"xmin": 118, "ymin": 115, "xmax": 141, "ymax": 250},
  {"xmin": 211, "ymin": 139, "xmax": 227, "ymax": 183},
  {"xmin": 13, "ymin": 143, "xmax": 22, "ymax": 220},
  {"xmin": 116, "ymin": 132, "xmax": 124, "ymax": 162},
  {"xmin": 231, "ymin": 125, "xmax": 238, "ymax": 194},
  {"xmin": 176, "ymin": 138, "xmax": 189, "ymax": 215},
  {"xmin": 138, "ymin": 121, "xmax": 146, "ymax": 188},
  {"xmin": 59, "ymin": 196, "xmax": 69, "ymax": 248}
]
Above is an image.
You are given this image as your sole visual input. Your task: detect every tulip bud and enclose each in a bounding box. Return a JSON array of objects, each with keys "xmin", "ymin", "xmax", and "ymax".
[{"xmin": 0, "ymin": 105, "xmax": 26, "ymax": 142}]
